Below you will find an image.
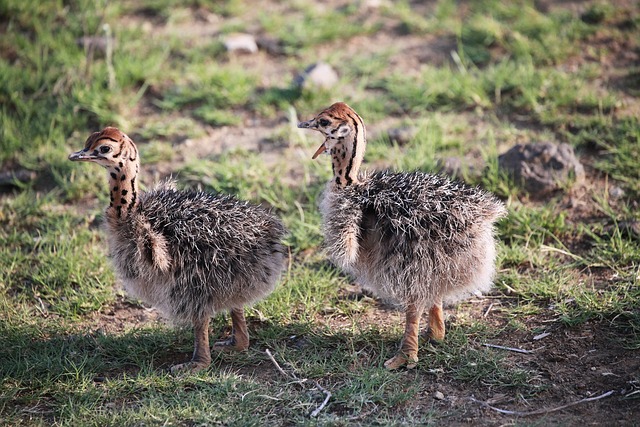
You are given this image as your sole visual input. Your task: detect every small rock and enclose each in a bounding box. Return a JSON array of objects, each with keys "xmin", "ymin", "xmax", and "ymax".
[
  {"xmin": 609, "ymin": 186, "xmax": 625, "ymax": 200},
  {"xmin": 295, "ymin": 62, "xmax": 339, "ymax": 89},
  {"xmin": 387, "ymin": 126, "xmax": 417, "ymax": 146},
  {"xmin": 433, "ymin": 391, "xmax": 445, "ymax": 400},
  {"xmin": 498, "ymin": 142, "xmax": 585, "ymax": 197},
  {"xmin": 223, "ymin": 33, "xmax": 258, "ymax": 54},
  {"xmin": 256, "ymin": 36, "xmax": 286, "ymax": 55}
]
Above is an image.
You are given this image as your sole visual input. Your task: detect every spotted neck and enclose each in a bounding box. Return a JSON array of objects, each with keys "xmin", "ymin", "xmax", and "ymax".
[
  {"xmin": 330, "ymin": 112, "xmax": 367, "ymax": 188},
  {"xmin": 106, "ymin": 143, "xmax": 139, "ymax": 221}
]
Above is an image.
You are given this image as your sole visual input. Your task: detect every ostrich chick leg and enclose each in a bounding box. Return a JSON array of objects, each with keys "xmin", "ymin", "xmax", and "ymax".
[
  {"xmin": 384, "ymin": 303, "xmax": 424, "ymax": 370},
  {"xmin": 171, "ymin": 315, "xmax": 212, "ymax": 373},
  {"xmin": 427, "ymin": 301, "xmax": 445, "ymax": 341},
  {"xmin": 213, "ymin": 308, "xmax": 249, "ymax": 352}
]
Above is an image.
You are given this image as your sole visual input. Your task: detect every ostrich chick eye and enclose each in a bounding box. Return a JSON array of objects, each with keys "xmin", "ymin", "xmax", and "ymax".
[
  {"xmin": 100, "ymin": 145, "xmax": 112, "ymax": 154},
  {"xmin": 318, "ymin": 118, "xmax": 330, "ymax": 127}
]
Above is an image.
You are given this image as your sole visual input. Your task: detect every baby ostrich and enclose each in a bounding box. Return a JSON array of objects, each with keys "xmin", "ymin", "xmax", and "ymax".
[
  {"xmin": 299, "ymin": 102, "xmax": 506, "ymax": 369},
  {"xmin": 69, "ymin": 127, "xmax": 287, "ymax": 372}
]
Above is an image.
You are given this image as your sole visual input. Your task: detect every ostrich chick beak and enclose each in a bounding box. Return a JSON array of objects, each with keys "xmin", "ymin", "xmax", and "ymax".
[
  {"xmin": 297, "ymin": 120, "xmax": 326, "ymax": 159},
  {"xmin": 68, "ymin": 150, "xmax": 95, "ymax": 162}
]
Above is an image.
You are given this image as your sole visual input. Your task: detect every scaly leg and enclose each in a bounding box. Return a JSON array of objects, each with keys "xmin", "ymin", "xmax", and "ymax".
[
  {"xmin": 212, "ymin": 307, "xmax": 249, "ymax": 352},
  {"xmin": 171, "ymin": 315, "xmax": 212, "ymax": 373},
  {"xmin": 384, "ymin": 303, "xmax": 424, "ymax": 370},
  {"xmin": 427, "ymin": 301, "xmax": 445, "ymax": 341}
]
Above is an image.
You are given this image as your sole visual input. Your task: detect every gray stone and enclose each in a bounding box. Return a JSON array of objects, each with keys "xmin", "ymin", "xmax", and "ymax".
[
  {"xmin": 498, "ymin": 142, "xmax": 585, "ymax": 196},
  {"xmin": 295, "ymin": 62, "xmax": 339, "ymax": 89},
  {"xmin": 609, "ymin": 186, "xmax": 625, "ymax": 200},
  {"xmin": 387, "ymin": 126, "xmax": 417, "ymax": 146},
  {"xmin": 433, "ymin": 391, "xmax": 445, "ymax": 400},
  {"xmin": 223, "ymin": 33, "xmax": 258, "ymax": 54},
  {"xmin": 256, "ymin": 36, "xmax": 286, "ymax": 56}
]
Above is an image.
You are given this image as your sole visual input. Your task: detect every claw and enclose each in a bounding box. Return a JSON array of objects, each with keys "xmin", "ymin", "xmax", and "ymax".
[
  {"xmin": 384, "ymin": 352, "xmax": 418, "ymax": 370},
  {"xmin": 212, "ymin": 335, "xmax": 249, "ymax": 352}
]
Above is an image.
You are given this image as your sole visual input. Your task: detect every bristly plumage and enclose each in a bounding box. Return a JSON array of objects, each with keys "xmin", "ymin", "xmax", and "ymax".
[
  {"xmin": 108, "ymin": 185, "xmax": 286, "ymax": 323},
  {"xmin": 299, "ymin": 102, "xmax": 507, "ymax": 370},
  {"xmin": 321, "ymin": 170, "xmax": 505, "ymax": 305},
  {"xmin": 70, "ymin": 127, "xmax": 287, "ymax": 372}
]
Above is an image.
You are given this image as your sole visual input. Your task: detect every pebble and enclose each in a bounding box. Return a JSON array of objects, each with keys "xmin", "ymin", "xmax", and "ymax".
[
  {"xmin": 295, "ymin": 62, "xmax": 339, "ymax": 89},
  {"xmin": 387, "ymin": 126, "xmax": 417, "ymax": 146},
  {"xmin": 609, "ymin": 186, "xmax": 625, "ymax": 200},
  {"xmin": 223, "ymin": 33, "xmax": 258, "ymax": 54}
]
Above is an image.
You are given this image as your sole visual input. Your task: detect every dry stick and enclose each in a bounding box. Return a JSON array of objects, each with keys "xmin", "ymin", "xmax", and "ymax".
[
  {"xmin": 265, "ymin": 349, "xmax": 332, "ymax": 418},
  {"xmin": 265, "ymin": 348, "xmax": 291, "ymax": 379},
  {"xmin": 483, "ymin": 303, "xmax": 494, "ymax": 318},
  {"xmin": 470, "ymin": 390, "xmax": 615, "ymax": 416},
  {"xmin": 623, "ymin": 390, "xmax": 640, "ymax": 399},
  {"xmin": 482, "ymin": 343, "xmax": 534, "ymax": 354},
  {"xmin": 310, "ymin": 383, "xmax": 332, "ymax": 418}
]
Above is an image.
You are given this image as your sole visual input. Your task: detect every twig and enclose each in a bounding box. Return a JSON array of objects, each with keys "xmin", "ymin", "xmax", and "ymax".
[
  {"xmin": 265, "ymin": 348, "xmax": 291, "ymax": 379},
  {"xmin": 35, "ymin": 296, "xmax": 48, "ymax": 317},
  {"xmin": 256, "ymin": 394, "xmax": 282, "ymax": 401},
  {"xmin": 265, "ymin": 348, "xmax": 332, "ymax": 418},
  {"xmin": 533, "ymin": 332, "xmax": 551, "ymax": 341},
  {"xmin": 310, "ymin": 382, "xmax": 331, "ymax": 418},
  {"xmin": 470, "ymin": 390, "xmax": 615, "ymax": 416},
  {"xmin": 482, "ymin": 343, "xmax": 534, "ymax": 354},
  {"xmin": 483, "ymin": 303, "xmax": 494, "ymax": 318}
]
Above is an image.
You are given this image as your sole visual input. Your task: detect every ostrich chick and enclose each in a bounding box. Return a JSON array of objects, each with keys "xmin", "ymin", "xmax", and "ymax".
[
  {"xmin": 69, "ymin": 127, "xmax": 286, "ymax": 372},
  {"xmin": 299, "ymin": 103, "xmax": 506, "ymax": 369}
]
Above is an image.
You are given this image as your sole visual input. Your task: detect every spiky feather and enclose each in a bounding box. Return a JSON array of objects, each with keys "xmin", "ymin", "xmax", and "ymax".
[
  {"xmin": 106, "ymin": 182, "xmax": 287, "ymax": 323},
  {"xmin": 320, "ymin": 170, "xmax": 506, "ymax": 308}
]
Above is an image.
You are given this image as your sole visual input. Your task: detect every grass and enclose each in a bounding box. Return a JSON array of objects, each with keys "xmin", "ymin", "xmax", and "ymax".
[
  {"xmin": 1, "ymin": 0, "xmax": 639, "ymax": 425},
  {"xmin": 259, "ymin": 3, "xmax": 379, "ymax": 52}
]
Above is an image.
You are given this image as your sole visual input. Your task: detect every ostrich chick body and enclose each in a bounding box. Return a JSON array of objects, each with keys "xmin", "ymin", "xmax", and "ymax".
[
  {"xmin": 299, "ymin": 103, "xmax": 506, "ymax": 369},
  {"xmin": 69, "ymin": 127, "xmax": 286, "ymax": 372}
]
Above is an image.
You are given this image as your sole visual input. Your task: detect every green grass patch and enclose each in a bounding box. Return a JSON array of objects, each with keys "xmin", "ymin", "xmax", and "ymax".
[
  {"xmin": 260, "ymin": 3, "xmax": 379, "ymax": 52},
  {"xmin": 0, "ymin": 191, "xmax": 114, "ymax": 319}
]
